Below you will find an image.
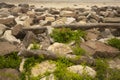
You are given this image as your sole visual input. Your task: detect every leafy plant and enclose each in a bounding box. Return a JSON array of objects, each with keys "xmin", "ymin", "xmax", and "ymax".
[
  {"xmin": 50, "ymin": 28, "xmax": 86, "ymax": 43},
  {"xmin": 0, "ymin": 52, "xmax": 21, "ymax": 69},
  {"xmin": 107, "ymin": 38, "xmax": 120, "ymax": 50}
]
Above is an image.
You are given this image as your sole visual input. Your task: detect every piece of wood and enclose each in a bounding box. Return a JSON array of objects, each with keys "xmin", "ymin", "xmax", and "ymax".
[
  {"xmin": 103, "ymin": 18, "xmax": 120, "ymax": 23},
  {"xmin": 18, "ymin": 49, "xmax": 95, "ymax": 65},
  {"xmin": 52, "ymin": 23, "xmax": 120, "ymax": 30}
]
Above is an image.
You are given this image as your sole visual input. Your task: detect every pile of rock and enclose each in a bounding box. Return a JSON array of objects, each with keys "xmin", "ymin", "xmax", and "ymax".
[{"xmin": 0, "ymin": 2, "xmax": 120, "ymax": 80}]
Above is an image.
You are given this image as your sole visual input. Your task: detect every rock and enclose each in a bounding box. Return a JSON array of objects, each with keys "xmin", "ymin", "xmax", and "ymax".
[
  {"xmin": 40, "ymin": 74, "xmax": 55, "ymax": 80},
  {"xmin": 60, "ymin": 10, "xmax": 75, "ymax": 17},
  {"xmin": 0, "ymin": 68, "xmax": 20, "ymax": 80},
  {"xmin": 99, "ymin": 28, "xmax": 114, "ymax": 38},
  {"xmin": 45, "ymin": 17, "xmax": 55, "ymax": 22},
  {"xmin": 80, "ymin": 41, "xmax": 120, "ymax": 58},
  {"xmin": 0, "ymin": 24, "xmax": 8, "ymax": 36},
  {"xmin": 22, "ymin": 31, "xmax": 39, "ymax": 48},
  {"xmin": 87, "ymin": 12, "xmax": 100, "ymax": 21},
  {"xmin": 31, "ymin": 60, "xmax": 56, "ymax": 77},
  {"xmin": 0, "ymin": 2, "xmax": 15, "ymax": 8},
  {"xmin": 108, "ymin": 58, "xmax": 120, "ymax": 69},
  {"xmin": 27, "ymin": 11, "xmax": 35, "ymax": 18},
  {"xmin": 0, "ymin": 17, "xmax": 16, "ymax": 27},
  {"xmin": 0, "ymin": 41, "xmax": 19, "ymax": 56},
  {"xmin": 67, "ymin": 65, "xmax": 96, "ymax": 78},
  {"xmin": 39, "ymin": 20, "xmax": 49, "ymax": 26},
  {"xmin": 35, "ymin": 8, "xmax": 46, "ymax": 12},
  {"xmin": 18, "ymin": 3, "xmax": 29, "ymax": 8},
  {"xmin": 49, "ymin": 8, "xmax": 60, "ymax": 15},
  {"xmin": 65, "ymin": 17, "xmax": 75, "ymax": 24},
  {"xmin": 19, "ymin": 58, "xmax": 26, "ymax": 72},
  {"xmin": 86, "ymin": 30, "xmax": 99, "ymax": 41},
  {"xmin": 47, "ymin": 42, "xmax": 73, "ymax": 56},
  {"xmin": 2, "ymin": 30, "xmax": 20, "ymax": 43},
  {"xmin": 12, "ymin": 24, "xmax": 26, "ymax": 39},
  {"xmin": 0, "ymin": 8, "xmax": 10, "ymax": 17},
  {"xmin": 52, "ymin": 17, "xmax": 75, "ymax": 26},
  {"xmin": 10, "ymin": 7, "xmax": 22, "ymax": 16}
]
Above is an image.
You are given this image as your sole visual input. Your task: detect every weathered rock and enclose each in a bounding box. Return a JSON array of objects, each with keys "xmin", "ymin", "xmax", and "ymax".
[
  {"xmin": 80, "ymin": 41, "xmax": 120, "ymax": 58},
  {"xmin": 60, "ymin": 10, "xmax": 75, "ymax": 17},
  {"xmin": 2, "ymin": 30, "xmax": 20, "ymax": 43},
  {"xmin": 22, "ymin": 31, "xmax": 39, "ymax": 48},
  {"xmin": 0, "ymin": 24, "xmax": 8, "ymax": 36},
  {"xmin": 86, "ymin": 31, "xmax": 99, "ymax": 41},
  {"xmin": 27, "ymin": 11, "xmax": 36, "ymax": 18},
  {"xmin": 12, "ymin": 24, "xmax": 26, "ymax": 39},
  {"xmin": 67, "ymin": 65, "xmax": 96, "ymax": 78},
  {"xmin": 35, "ymin": 8, "xmax": 46, "ymax": 12},
  {"xmin": 19, "ymin": 58, "xmax": 26, "ymax": 72},
  {"xmin": 49, "ymin": 8, "xmax": 60, "ymax": 15},
  {"xmin": 18, "ymin": 3, "xmax": 29, "ymax": 8},
  {"xmin": 10, "ymin": 7, "xmax": 21, "ymax": 16},
  {"xmin": 0, "ymin": 41, "xmax": 19, "ymax": 56},
  {"xmin": 0, "ymin": 68, "xmax": 20, "ymax": 80},
  {"xmin": 0, "ymin": 8, "xmax": 10, "ymax": 17},
  {"xmin": 47, "ymin": 42, "xmax": 73, "ymax": 56},
  {"xmin": 0, "ymin": 2, "xmax": 15, "ymax": 8},
  {"xmin": 99, "ymin": 28, "xmax": 114, "ymax": 38},
  {"xmin": 0, "ymin": 17, "xmax": 16, "ymax": 27},
  {"xmin": 40, "ymin": 74, "xmax": 55, "ymax": 80},
  {"xmin": 31, "ymin": 61, "xmax": 56, "ymax": 77},
  {"xmin": 108, "ymin": 58, "xmax": 120, "ymax": 69},
  {"xmin": 45, "ymin": 16, "xmax": 55, "ymax": 22}
]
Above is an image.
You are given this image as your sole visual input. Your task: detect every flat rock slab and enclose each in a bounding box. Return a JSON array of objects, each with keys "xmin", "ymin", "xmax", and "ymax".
[
  {"xmin": 80, "ymin": 41, "xmax": 120, "ymax": 58},
  {"xmin": 0, "ymin": 68, "xmax": 20, "ymax": 80},
  {"xmin": 0, "ymin": 42, "xmax": 19, "ymax": 56}
]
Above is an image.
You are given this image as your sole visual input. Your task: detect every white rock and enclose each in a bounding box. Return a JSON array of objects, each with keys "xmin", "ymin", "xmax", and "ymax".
[
  {"xmin": 67, "ymin": 65, "xmax": 96, "ymax": 78},
  {"xmin": 31, "ymin": 61, "xmax": 56, "ymax": 77},
  {"xmin": 0, "ymin": 24, "xmax": 7, "ymax": 36},
  {"xmin": 19, "ymin": 58, "xmax": 26, "ymax": 72},
  {"xmin": 40, "ymin": 74, "xmax": 55, "ymax": 80},
  {"xmin": 65, "ymin": 17, "xmax": 75, "ymax": 24},
  {"xmin": 47, "ymin": 42, "xmax": 73, "ymax": 56},
  {"xmin": 2, "ymin": 30, "xmax": 20, "ymax": 43}
]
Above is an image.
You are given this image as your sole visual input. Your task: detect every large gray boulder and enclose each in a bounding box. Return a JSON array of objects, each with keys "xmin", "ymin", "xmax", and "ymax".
[{"xmin": 80, "ymin": 41, "xmax": 120, "ymax": 58}]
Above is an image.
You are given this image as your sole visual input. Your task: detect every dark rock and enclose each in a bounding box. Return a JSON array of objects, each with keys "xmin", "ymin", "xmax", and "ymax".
[
  {"xmin": 18, "ymin": 3, "xmax": 29, "ymax": 8},
  {"xmin": 0, "ymin": 68, "xmax": 20, "ymax": 80},
  {"xmin": 0, "ymin": 18, "xmax": 16, "ymax": 27},
  {"xmin": 0, "ymin": 2, "xmax": 15, "ymax": 8},
  {"xmin": 0, "ymin": 41, "xmax": 19, "ymax": 56},
  {"xmin": 80, "ymin": 41, "xmax": 120, "ymax": 58},
  {"xmin": 12, "ymin": 24, "xmax": 26, "ymax": 39},
  {"xmin": 35, "ymin": 8, "xmax": 47, "ymax": 12},
  {"xmin": 22, "ymin": 31, "xmax": 39, "ymax": 48}
]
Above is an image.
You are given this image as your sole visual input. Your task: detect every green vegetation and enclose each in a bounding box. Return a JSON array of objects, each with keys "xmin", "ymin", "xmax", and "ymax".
[
  {"xmin": 0, "ymin": 52, "xmax": 21, "ymax": 69},
  {"xmin": 30, "ymin": 42, "xmax": 40, "ymax": 50},
  {"xmin": 95, "ymin": 58, "xmax": 109, "ymax": 80},
  {"xmin": 50, "ymin": 28, "xmax": 86, "ymax": 43},
  {"xmin": 72, "ymin": 45, "xmax": 86, "ymax": 56},
  {"xmin": 53, "ymin": 57, "xmax": 94, "ymax": 80},
  {"xmin": 107, "ymin": 38, "xmax": 120, "ymax": 50}
]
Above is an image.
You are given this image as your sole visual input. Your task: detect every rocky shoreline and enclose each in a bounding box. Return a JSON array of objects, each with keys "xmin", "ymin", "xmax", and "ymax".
[{"xmin": 0, "ymin": 2, "xmax": 120, "ymax": 80}]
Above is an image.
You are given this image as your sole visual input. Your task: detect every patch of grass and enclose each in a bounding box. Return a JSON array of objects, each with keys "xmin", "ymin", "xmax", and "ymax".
[
  {"xmin": 53, "ymin": 57, "xmax": 94, "ymax": 80},
  {"xmin": 107, "ymin": 38, "xmax": 120, "ymax": 50},
  {"xmin": 0, "ymin": 52, "xmax": 21, "ymax": 69},
  {"xmin": 50, "ymin": 28, "xmax": 86, "ymax": 43},
  {"xmin": 23, "ymin": 56, "xmax": 45, "ymax": 80},
  {"xmin": 95, "ymin": 58, "xmax": 109, "ymax": 80},
  {"xmin": 72, "ymin": 45, "xmax": 86, "ymax": 56},
  {"xmin": 107, "ymin": 69, "xmax": 120, "ymax": 80}
]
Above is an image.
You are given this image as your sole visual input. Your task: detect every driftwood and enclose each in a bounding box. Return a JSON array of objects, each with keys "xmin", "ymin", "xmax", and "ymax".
[
  {"xmin": 103, "ymin": 18, "xmax": 120, "ymax": 23},
  {"xmin": 18, "ymin": 49, "xmax": 95, "ymax": 65},
  {"xmin": 52, "ymin": 23, "xmax": 120, "ymax": 30}
]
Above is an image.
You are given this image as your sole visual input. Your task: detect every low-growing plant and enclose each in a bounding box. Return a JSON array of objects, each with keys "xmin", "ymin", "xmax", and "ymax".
[
  {"xmin": 95, "ymin": 58, "xmax": 109, "ymax": 80},
  {"xmin": 54, "ymin": 57, "xmax": 94, "ymax": 80},
  {"xmin": 107, "ymin": 38, "xmax": 120, "ymax": 50},
  {"xmin": 72, "ymin": 45, "xmax": 86, "ymax": 56},
  {"xmin": 0, "ymin": 52, "xmax": 21, "ymax": 69},
  {"xmin": 30, "ymin": 42, "xmax": 40, "ymax": 50},
  {"xmin": 50, "ymin": 28, "xmax": 86, "ymax": 43}
]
